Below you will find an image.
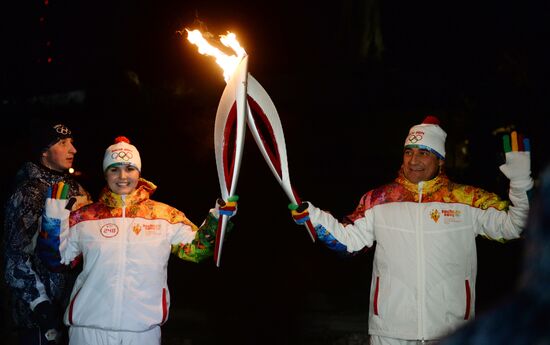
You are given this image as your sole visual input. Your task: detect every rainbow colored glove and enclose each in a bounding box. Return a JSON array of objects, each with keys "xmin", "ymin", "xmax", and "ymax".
[
  {"xmin": 289, "ymin": 202, "xmax": 310, "ymax": 225},
  {"xmin": 216, "ymin": 195, "xmax": 239, "ymax": 217},
  {"xmin": 37, "ymin": 182, "xmax": 75, "ymax": 272},
  {"xmin": 499, "ymin": 131, "xmax": 533, "ymax": 191}
]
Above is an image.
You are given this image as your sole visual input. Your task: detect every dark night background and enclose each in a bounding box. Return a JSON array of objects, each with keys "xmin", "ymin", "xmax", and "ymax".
[{"xmin": 1, "ymin": 1, "xmax": 549, "ymax": 344}]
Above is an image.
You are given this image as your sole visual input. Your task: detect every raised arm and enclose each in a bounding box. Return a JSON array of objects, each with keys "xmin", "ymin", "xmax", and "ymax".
[{"xmin": 476, "ymin": 131, "xmax": 534, "ymax": 239}]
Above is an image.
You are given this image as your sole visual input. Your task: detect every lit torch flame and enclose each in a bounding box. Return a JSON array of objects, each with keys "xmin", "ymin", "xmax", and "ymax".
[{"xmin": 186, "ymin": 29, "xmax": 246, "ymax": 82}]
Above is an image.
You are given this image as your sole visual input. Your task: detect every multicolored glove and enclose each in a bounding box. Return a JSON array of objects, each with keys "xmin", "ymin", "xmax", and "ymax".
[
  {"xmin": 216, "ymin": 195, "xmax": 239, "ymax": 217},
  {"xmin": 499, "ymin": 131, "xmax": 533, "ymax": 191},
  {"xmin": 288, "ymin": 202, "xmax": 310, "ymax": 225},
  {"xmin": 37, "ymin": 182, "xmax": 75, "ymax": 272}
]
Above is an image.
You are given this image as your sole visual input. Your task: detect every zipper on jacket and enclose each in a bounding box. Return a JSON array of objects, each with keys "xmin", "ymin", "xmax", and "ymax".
[
  {"xmin": 416, "ymin": 181, "xmax": 426, "ymax": 339},
  {"xmin": 113, "ymin": 194, "xmax": 128, "ymax": 328}
]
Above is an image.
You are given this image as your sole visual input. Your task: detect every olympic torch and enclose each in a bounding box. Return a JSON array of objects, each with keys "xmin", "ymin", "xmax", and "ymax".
[
  {"xmin": 245, "ymin": 76, "xmax": 316, "ymax": 241},
  {"xmin": 185, "ymin": 29, "xmax": 316, "ymax": 267},
  {"xmin": 186, "ymin": 29, "xmax": 248, "ymax": 266},
  {"xmin": 212, "ymin": 55, "xmax": 248, "ymax": 267}
]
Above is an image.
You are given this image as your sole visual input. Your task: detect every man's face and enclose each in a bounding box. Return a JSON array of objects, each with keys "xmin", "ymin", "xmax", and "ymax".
[
  {"xmin": 41, "ymin": 138, "xmax": 77, "ymax": 172},
  {"xmin": 402, "ymin": 147, "xmax": 443, "ymax": 184}
]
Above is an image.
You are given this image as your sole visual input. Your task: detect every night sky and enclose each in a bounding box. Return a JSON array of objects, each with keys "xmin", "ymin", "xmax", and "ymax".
[{"xmin": 1, "ymin": 1, "xmax": 549, "ymax": 344}]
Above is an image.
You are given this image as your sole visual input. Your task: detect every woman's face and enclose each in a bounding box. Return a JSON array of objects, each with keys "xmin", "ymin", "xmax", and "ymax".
[{"xmin": 105, "ymin": 164, "xmax": 140, "ymax": 195}]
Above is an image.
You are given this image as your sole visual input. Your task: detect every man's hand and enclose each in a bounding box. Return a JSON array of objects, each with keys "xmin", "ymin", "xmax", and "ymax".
[
  {"xmin": 216, "ymin": 195, "xmax": 239, "ymax": 217},
  {"xmin": 38, "ymin": 182, "xmax": 74, "ymax": 272},
  {"xmin": 499, "ymin": 131, "xmax": 533, "ymax": 190},
  {"xmin": 33, "ymin": 301, "xmax": 60, "ymax": 343},
  {"xmin": 289, "ymin": 202, "xmax": 310, "ymax": 225},
  {"xmin": 43, "ymin": 181, "xmax": 75, "ymax": 219}
]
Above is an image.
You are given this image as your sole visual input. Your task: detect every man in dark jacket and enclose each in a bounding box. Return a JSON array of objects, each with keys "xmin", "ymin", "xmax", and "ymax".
[{"xmin": 3, "ymin": 121, "xmax": 92, "ymax": 344}]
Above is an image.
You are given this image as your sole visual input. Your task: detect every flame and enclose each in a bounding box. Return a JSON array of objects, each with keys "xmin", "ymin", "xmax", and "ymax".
[{"xmin": 186, "ymin": 29, "xmax": 246, "ymax": 82}]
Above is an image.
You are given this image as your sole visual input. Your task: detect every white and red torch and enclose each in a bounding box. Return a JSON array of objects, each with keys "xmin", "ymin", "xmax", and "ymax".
[{"xmin": 186, "ymin": 29, "xmax": 316, "ymax": 267}]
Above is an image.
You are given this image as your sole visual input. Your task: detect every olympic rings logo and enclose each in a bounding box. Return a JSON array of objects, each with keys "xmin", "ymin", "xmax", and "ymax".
[
  {"xmin": 408, "ymin": 134, "xmax": 423, "ymax": 143},
  {"xmin": 53, "ymin": 124, "xmax": 71, "ymax": 136},
  {"xmin": 111, "ymin": 151, "xmax": 133, "ymax": 161}
]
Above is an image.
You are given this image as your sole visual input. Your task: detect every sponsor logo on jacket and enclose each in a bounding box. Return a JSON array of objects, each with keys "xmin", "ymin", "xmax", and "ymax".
[
  {"xmin": 133, "ymin": 224, "xmax": 142, "ymax": 235},
  {"xmin": 133, "ymin": 223, "xmax": 161, "ymax": 236},
  {"xmin": 430, "ymin": 208, "xmax": 463, "ymax": 224},
  {"xmin": 430, "ymin": 209, "xmax": 440, "ymax": 223},
  {"xmin": 100, "ymin": 223, "xmax": 119, "ymax": 238}
]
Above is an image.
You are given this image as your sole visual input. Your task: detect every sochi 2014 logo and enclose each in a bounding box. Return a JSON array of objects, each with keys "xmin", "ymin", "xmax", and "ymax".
[{"xmin": 430, "ymin": 209, "xmax": 440, "ymax": 223}]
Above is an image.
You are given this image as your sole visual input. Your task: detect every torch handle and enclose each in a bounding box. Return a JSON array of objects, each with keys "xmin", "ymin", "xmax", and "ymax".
[{"xmin": 292, "ymin": 191, "xmax": 316, "ymax": 242}]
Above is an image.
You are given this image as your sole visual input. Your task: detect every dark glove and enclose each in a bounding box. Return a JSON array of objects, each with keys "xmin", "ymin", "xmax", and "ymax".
[
  {"xmin": 33, "ymin": 301, "xmax": 60, "ymax": 343},
  {"xmin": 288, "ymin": 202, "xmax": 310, "ymax": 225}
]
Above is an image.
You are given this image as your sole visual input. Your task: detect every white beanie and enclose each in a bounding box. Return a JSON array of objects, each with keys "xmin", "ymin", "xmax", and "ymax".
[
  {"xmin": 103, "ymin": 136, "xmax": 142, "ymax": 172},
  {"xmin": 404, "ymin": 115, "xmax": 447, "ymax": 159}
]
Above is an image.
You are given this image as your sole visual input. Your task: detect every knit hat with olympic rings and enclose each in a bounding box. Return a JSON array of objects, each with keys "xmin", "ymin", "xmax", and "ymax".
[
  {"xmin": 404, "ymin": 115, "xmax": 447, "ymax": 159},
  {"xmin": 31, "ymin": 121, "xmax": 73, "ymax": 156},
  {"xmin": 103, "ymin": 136, "xmax": 142, "ymax": 172}
]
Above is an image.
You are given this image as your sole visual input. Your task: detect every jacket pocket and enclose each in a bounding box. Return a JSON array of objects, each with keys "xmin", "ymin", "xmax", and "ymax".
[
  {"xmin": 373, "ymin": 276, "xmax": 380, "ymax": 316},
  {"xmin": 161, "ymin": 288, "xmax": 168, "ymax": 324},
  {"xmin": 464, "ymin": 279, "xmax": 471, "ymax": 320},
  {"xmin": 68, "ymin": 288, "xmax": 82, "ymax": 325}
]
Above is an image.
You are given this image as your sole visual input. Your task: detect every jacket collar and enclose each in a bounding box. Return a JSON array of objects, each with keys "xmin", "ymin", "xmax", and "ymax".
[{"xmin": 395, "ymin": 169, "xmax": 448, "ymax": 194}]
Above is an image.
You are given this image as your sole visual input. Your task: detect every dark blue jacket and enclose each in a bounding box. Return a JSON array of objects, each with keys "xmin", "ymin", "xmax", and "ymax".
[{"xmin": 3, "ymin": 162, "xmax": 90, "ymax": 328}]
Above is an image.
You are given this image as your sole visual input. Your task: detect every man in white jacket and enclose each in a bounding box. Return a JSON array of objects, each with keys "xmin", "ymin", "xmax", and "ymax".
[{"xmin": 290, "ymin": 116, "xmax": 533, "ymax": 345}]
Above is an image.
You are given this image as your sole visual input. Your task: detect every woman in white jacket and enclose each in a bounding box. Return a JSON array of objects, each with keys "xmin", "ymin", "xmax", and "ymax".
[
  {"xmin": 39, "ymin": 136, "xmax": 237, "ymax": 345},
  {"xmin": 290, "ymin": 116, "xmax": 533, "ymax": 345}
]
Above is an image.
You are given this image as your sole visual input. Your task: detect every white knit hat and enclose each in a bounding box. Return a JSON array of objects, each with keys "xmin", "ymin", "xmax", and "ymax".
[
  {"xmin": 404, "ymin": 115, "xmax": 447, "ymax": 159},
  {"xmin": 103, "ymin": 136, "xmax": 142, "ymax": 172}
]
